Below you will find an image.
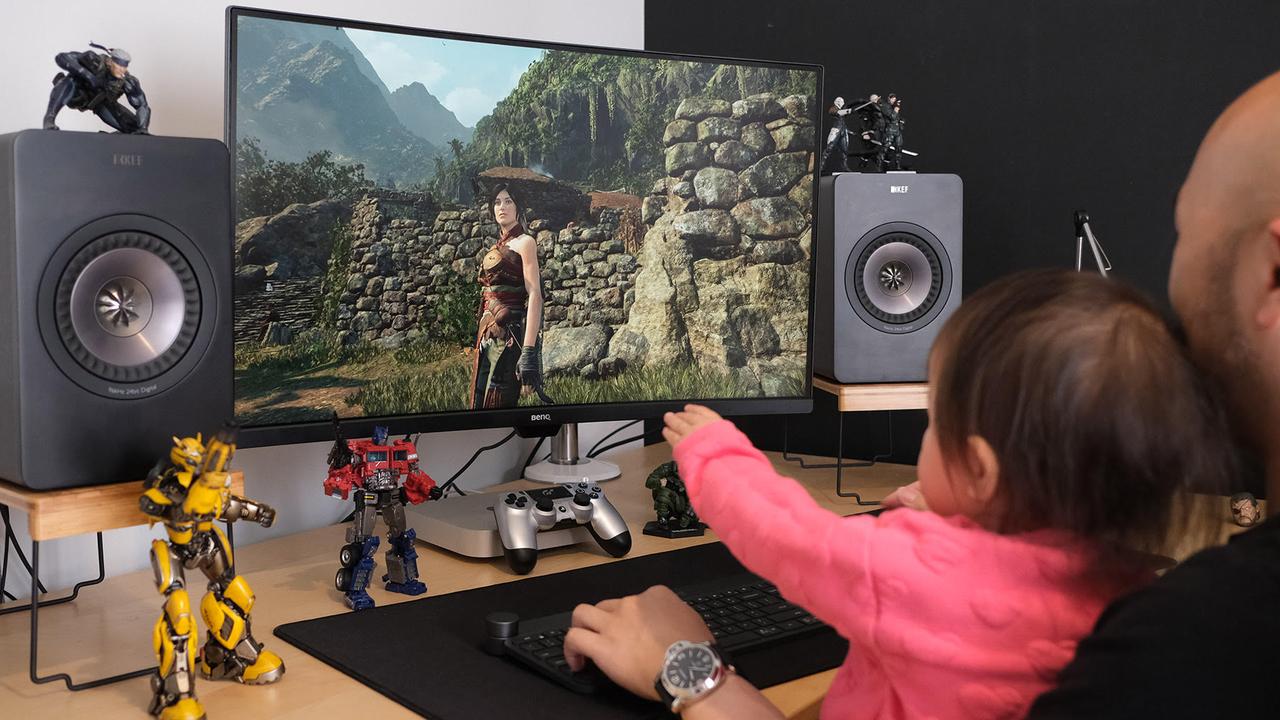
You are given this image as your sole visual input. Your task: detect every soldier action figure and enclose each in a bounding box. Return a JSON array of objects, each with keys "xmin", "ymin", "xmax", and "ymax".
[
  {"xmin": 140, "ymin": 427, "xmax": 284, "ymax": 720},
  {"xmin": 866, "ymin": 93, "xmax": 905, "ymax": 171},
  {"xmin": 324, "ymin": 418, "xmax": 442, "ymax": 610},
  {"xmin": 44, "ymin": 43, "xmax": 150, "ymax": 134},
  {"xmin": 642, "ymin": 461, "xmax": 704, "ymax": 538}
]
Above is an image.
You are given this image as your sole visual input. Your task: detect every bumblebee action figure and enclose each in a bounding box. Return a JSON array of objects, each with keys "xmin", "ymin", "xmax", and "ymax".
[{"xmin": 140, "ymin": 427, "xmax": 284, "ymax": 720}]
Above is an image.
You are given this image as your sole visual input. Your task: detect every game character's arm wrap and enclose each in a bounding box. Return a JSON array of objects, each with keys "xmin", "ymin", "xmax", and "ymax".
[
  {"xmin": 518, "ymin": 346, "xmax": 542, "ymax": 387},
  {"xmin": 224, "ymin": 495, "xmax": 276, "ymax": 527}
]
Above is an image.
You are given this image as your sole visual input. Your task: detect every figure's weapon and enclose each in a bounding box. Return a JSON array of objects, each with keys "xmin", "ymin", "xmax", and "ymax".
[{"xmin": 327, "ymin": 412, "xmax": 354, "ymax": 469}]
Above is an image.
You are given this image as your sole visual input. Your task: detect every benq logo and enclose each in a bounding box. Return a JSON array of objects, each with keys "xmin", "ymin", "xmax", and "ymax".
[
  {"xmin": 890, "ymin": 185, "xmax": 909, "ymax": 194},
  {"xmin": 112, "ymin": 153, "xmax": 144, "ymax": 167},
  {"xmin": 530, "ymin": 413, "xmax": 552, "ymax": 422}
]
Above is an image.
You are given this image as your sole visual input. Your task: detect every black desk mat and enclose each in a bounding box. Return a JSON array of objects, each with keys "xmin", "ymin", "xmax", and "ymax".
[{"xmin": 274, "ymin": 542, "xmax": 848, "ymax": 719}]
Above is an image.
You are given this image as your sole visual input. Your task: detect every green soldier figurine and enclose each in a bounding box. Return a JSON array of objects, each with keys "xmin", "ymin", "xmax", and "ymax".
[{"xmin": 642, "ymin": 461, "xmax": 705, "ymax": 539}]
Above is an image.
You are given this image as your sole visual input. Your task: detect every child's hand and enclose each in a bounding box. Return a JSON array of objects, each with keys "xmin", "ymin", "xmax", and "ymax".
[
  {"xmin": 662, "ymin": 404, "xmax": 723, "ymax": 448},
  {"xmin": 883, "ymin": 481, "xmax": 928, "ymax": 511}
]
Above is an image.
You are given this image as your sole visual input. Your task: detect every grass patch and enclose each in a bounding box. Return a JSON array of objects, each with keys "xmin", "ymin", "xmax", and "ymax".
[
  {"xmin": 344, "ymin": 359, "xmax": 472, "ymax": 415},
  {"xmin": 392, "ymin": 338, "xmax": 457, "ymax": 365},
  {"xmin": 523, "ymin": 362, "xmax": 755, "ymax": 406},
  {"xmin": 235, "ymin": 332, "xmax": 383, "ymax": 377}
]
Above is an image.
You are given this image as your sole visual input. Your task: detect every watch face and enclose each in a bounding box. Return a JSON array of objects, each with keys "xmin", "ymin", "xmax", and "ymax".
[{"xmin": 664, "ymin": 645, "xmax": 717, "ymax": 690}]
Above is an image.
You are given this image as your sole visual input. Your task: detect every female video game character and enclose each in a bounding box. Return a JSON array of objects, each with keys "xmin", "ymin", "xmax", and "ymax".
[{"xmin": 469, "ymin": 184, "xmax": 549, "ymax": 408}]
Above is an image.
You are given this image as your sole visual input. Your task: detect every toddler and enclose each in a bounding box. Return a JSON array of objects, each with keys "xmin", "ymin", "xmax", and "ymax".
[{"xmin": 664, "ymin": 269, "xmax": 1232, "ymax": 719}]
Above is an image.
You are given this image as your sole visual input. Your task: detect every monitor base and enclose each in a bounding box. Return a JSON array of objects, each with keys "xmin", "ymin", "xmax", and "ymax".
[
  {"xmin": 522, "ymin": 423, "xmax": 622, "ymax": 484},
  {"xmin": 523, "ymin": 457, "xmax": 621, "ymax": 484}
]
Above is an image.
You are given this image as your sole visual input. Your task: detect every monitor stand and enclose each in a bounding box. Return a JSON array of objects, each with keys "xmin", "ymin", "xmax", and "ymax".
[{"xmin": 523, "ymin": 423, "xmax": 621, "ymax": 484}]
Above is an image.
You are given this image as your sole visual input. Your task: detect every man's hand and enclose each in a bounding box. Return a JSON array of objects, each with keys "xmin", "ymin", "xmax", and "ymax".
[
  {"xmin": 562, "ymin": 585, "xmax": 714, "ymax": 701},
  {"xmin": 662, "ymin": 404, "xmax": 723, "ymax": 449}
]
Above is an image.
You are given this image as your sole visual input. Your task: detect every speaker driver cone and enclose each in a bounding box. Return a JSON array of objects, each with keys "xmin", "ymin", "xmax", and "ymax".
[
  {"xmin": 846, "ymin": 227, "xmax": 948, "ymax": 328},
  {"xmin": 55, "ymin": 231, "xmax": 201, "ymax": 382}
]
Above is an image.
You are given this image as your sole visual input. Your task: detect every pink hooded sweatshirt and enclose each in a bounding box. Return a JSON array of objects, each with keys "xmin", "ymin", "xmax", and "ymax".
[{"xmin": 673, "ymin": 420, "xmax": 1150, "ymax": 720}]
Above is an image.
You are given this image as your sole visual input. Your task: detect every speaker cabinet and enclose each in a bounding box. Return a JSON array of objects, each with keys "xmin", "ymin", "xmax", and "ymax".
[
  {"xmin": 815, "ymin": 173, "xmax": 962, "ymax": 384},
  {"xmin": 0, "ymin": 130, "xmax": 231, "ymax": 490}
]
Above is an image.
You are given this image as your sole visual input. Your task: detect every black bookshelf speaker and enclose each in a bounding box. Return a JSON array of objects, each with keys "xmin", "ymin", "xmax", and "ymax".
[
  {"xmin": 815, "ymin": 173, "xmax": 962, "ymax": 383},
  {"xmin": 0, "ymin": 130, "xmax": 232, "ymax": 490}
]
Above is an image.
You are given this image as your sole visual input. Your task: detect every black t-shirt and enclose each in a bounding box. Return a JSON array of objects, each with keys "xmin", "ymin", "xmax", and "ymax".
[{"xmin": 1028, "ymin": 514, "xmax": 1280, "ymax": 718}]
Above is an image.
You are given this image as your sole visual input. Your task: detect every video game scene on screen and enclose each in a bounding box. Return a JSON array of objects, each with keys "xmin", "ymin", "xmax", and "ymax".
[{"xmin": 231, "ymin": 16, "xmax": 819, "ymax": 426}]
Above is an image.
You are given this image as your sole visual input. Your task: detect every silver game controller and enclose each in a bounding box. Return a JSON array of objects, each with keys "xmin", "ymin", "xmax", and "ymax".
[{"xmin": 492, "ymin": 482, "xmax": 632, "ymax": 574}]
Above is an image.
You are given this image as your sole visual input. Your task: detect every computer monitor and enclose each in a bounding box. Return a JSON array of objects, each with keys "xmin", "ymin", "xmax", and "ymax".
[{"xmin": 226, "ymin": 7, "xmax": 822, "ymax": 480}]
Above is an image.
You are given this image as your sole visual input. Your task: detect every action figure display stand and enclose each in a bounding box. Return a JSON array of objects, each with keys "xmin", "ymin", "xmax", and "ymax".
[
  {"xmin": 0, "ymin": 473, "xmax": 244, "ymax": 691},
  {"xmin": 785, "ymin": 380, "xmax": 928, "ymax": 505}
]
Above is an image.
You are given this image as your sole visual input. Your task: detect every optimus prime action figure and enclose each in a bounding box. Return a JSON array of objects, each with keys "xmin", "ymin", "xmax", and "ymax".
[
  {"xmin": 44, "ymin": 43, "xmax": 150, "ymax": 134},
  {"xmin": 642, "ymin": 461, "xmax": 704, "ymax": 539},
  {"xmin": 140, "ymin": 427, "xmax": 284, "ymax": 720},
  {"xmin": 325, "ymin": 419, "xmax": 442, "ymax": 610}
]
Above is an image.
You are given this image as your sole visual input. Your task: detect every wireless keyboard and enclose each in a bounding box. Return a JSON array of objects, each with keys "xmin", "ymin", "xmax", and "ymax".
[{"xmin": 499, "ymin": 573, "xmax": 832, "ymax": 693}]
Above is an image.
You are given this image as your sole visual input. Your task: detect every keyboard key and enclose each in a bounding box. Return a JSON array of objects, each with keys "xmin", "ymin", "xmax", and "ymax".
[
  {"xmin": 769, "ymin": 608, "xmax": 808, "ymax": 623},
  {"xmin": 756, "ymin": 626, "xmax": 781, "ymax": 637},
  {"xmin": 780, "ymin": 620, "xmax": 802, "ymax": 631},
  {"xmin": 719, "ymin": 631, "xmax": 761, "ymax": 648}
]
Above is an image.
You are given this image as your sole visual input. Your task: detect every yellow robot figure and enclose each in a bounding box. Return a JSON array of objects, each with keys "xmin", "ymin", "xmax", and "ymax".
[{"xmin": 140, "ymin": 426, "xmax": 284, "ymax": 720}]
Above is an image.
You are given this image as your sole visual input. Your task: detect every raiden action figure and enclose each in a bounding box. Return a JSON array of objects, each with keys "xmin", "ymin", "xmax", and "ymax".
[
  {"xmin": 140, "ymin": 427, "xmax": 284, "ymax": 720},
  {"xmin": 325, "ymin": 420, "xmax": 441, "ymax": 611},
  {"xmin": 820, "ymin": 96, "xmax": 855, "ymax": 174},
  {"xmin": 44, "ymin": 43, "xmax": 150, "ymax": 134}
]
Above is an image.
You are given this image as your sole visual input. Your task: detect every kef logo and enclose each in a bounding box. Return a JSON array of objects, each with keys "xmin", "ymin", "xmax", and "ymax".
[
  {"xmin": 112, "ymin": 153, "xmax": 144, "ymax": 167},
  {"xmin": 890, "ymin": 185, "xmax": 909, "ymax": 194},
  {"xmin": 530, "ymin": 413, "xmax": 552, "ymax": 422}
]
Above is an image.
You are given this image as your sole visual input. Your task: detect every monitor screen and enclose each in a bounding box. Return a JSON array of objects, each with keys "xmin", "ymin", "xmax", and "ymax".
[{"xmin": 227, "ymin": 8, "xmax": 821, "ymax": 443}]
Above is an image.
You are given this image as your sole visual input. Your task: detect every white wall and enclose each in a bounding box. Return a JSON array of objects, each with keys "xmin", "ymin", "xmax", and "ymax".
[{"xmin": 0, "ymin": 0, "xmax": 645, "ymax": 599}]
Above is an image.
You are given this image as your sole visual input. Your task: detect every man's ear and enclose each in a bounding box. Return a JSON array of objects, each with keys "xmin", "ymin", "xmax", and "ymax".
[
  {"xmin": 964, "ymin": 435, "xmax": 1001, "ymax": 506},
  {"xmin": 1255, "ymin": 219, "xmax": 1280, "ymax": 330}
]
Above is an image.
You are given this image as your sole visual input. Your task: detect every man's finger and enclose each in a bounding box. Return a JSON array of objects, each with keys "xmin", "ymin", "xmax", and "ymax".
[
  {"xmin": 563, "ymin": 626, "xmax": 605, "ymax": 672},
  {"xmin": 570, "ymin": 602, "xmax": 612, "ymax": 632}
]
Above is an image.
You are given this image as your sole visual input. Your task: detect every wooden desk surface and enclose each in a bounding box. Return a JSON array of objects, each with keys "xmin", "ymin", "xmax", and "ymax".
[{"xmin": 0, "ymin": 442, "xmax": 914, "ymax": 719}]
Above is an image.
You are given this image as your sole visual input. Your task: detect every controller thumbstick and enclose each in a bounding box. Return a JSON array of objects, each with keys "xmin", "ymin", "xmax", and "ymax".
[
  {"xmin": 574, "ymin": 491, "xmax": 591, "ymax": 507},
  {"xmin": 484, "ymin": 611, "xmax": 520, "ymax": 656},
  {"xmin": 536, "ymin": 497, "xmax": 554, "ymax": 513}
]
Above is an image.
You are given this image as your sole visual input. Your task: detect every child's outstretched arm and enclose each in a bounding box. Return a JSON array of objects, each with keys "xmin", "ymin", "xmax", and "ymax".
[{"xmin": 666, "ymin": 407, "xmax": 879, "ymax": 644}]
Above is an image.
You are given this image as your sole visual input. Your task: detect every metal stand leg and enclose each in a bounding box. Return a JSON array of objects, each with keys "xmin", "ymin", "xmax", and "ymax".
[
  {"xmin": 27, "ymin": 539, "xmax": 155, "ymax": 690},
  {"xmin": 0, "ymin": 503, "xmax": 240, "ymax": 690},
  {"xmin": 781, "ymin": 414, "xmax": 895, "ymax": 506}
]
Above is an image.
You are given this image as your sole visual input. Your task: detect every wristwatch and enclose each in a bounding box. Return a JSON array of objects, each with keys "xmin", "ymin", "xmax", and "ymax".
[{"xmin": 654, "ymin": 641, "xmax": 734, "ymax": 714}]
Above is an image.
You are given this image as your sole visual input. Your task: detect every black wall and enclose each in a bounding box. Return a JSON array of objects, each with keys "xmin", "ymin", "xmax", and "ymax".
[{"xmin": 645, "ymin": 0, "xmax": 1280, "ymax": 467}]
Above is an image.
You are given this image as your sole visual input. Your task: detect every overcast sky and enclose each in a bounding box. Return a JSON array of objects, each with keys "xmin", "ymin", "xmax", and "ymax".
[{"xmin": 347, "ymin": 28, "xmax": 544, "ymax": 128}]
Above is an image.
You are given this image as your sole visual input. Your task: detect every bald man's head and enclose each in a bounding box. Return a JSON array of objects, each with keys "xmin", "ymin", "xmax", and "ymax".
[{"xmin": 1169, "ymin": 70, "xmax": 1280, "ymax": 461}]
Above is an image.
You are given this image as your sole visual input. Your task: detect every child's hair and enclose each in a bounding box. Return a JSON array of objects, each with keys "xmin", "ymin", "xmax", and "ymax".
[{"xmin": 930, "ymin": 269, "xmax": 1234, "ymax": 551}]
